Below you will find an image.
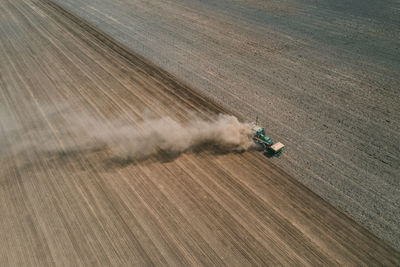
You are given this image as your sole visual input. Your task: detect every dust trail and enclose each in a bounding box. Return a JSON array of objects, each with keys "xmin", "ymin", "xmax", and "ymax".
[
  {"xmin": 3, "ymin": 106, "xmax": 254, "ymax": 161},
  {"xmin": 69, "ymin": 113, "xmax": 255, "ymax": 159}
]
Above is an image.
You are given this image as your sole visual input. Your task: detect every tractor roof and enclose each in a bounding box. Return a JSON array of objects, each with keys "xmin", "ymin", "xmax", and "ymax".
[{"xmin": 251, "ymin": 125, "xmax": 264, "ymax": 132}]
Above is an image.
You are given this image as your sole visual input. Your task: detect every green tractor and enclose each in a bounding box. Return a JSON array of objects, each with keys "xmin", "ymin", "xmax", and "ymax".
[{"xmin": 252, "ymin": 125, "xmax": 285, "ymax": 156}]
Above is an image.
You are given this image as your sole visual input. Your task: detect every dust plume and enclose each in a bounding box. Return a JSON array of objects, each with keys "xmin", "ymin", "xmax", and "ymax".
[
  {"xmin": 3, "ymin": 107, "xmax": 254, "ymax": 162},
  {"xmin": 69, "ymin": 113, "xmax": 254, "ymax": 160}
]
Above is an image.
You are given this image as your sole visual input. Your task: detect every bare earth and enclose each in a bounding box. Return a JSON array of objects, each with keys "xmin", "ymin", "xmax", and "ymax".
[
  {"xmin": 51, "ymin": 0, "xmax": 400, "ymax": 249},
  {"xmin": 0, "ymin": 0, "xmax": 399, "ymax": 265}
]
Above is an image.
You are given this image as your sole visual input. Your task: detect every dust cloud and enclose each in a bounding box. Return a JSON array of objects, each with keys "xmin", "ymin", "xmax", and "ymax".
[
  {"xmin": 2, "ymin": 107, "xmax": 254, "ymax": 162},
  {"xmin": 71, "ymin": 113, "xmax": 254, "ymax": 160}
]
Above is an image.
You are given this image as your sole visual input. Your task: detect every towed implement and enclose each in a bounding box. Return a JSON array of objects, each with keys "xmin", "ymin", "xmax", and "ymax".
[{"xmin": 252, "ymin": 125, "xmax": 285, "ymax": 156}]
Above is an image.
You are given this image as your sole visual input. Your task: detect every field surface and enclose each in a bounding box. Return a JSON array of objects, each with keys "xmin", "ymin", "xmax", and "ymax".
[
  {"xmin": 52, "ymin": 0, "xmax": 400, "ymax": 248},
  {"xmin": 1, "ymin": 0, "xmax": 399, "ymax": 265}
]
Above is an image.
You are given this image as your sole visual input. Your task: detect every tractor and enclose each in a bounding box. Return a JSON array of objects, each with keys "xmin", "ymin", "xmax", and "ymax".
[{"xmin": 252, "ymin": 125, "xmax": 285, "ymax": 156}]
